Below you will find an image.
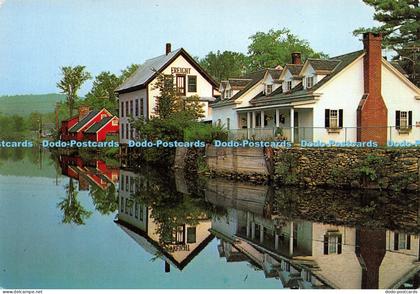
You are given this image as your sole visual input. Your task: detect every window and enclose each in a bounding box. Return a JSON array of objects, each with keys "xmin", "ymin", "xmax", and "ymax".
[
  {"xmin": 224, "ymin": 89, "xmax": 232, "ymax": 99},
  {"xmin": 139, "ymin": 204, "xmax": 144, "ymax": 221},
  {"xmin": 188, "ymin": 75, "xmax": 197, "ymax": 92},
  {"xmin": 101, "ymin": 114, "xmax": 107, "ymax": 119},
  {"xmin": 306, "ymin": 76, "xmax": 314, "ymax": 88},
  {"xmin": 217, "ymin": 119, "xmax": 221, "ymax": 127},
  {"xmin": 396, "ymin": 111, "xmax": 412, "ymax": 129},
  {"xmin": 120, "ymin": 197, "xmax": 124, "ymax": 210},
  {"xmin": 266, "ymin": 84, "xmax": 273, "ymax": 95},
  {"xmin": 325, "ymin": 109, "xmax": 343, "ymax": 129},
  {"xmin": 121, "ymin": 124, "xmax": 125, "ymax": 139},
  {"xmin": 187, "ymin": 227, "xmax": 197, "ymax": 243},
  {"xmin": 135, "ymin": 99, "xmax": 139, "ymax": 117},
  {"xmin": 130, "ymin": 101, "xmax": 133, "ymax": 116},
  {"xmin": 140, "ymin": 98, "xmax": 144, "ymax": 117},
  {"xmin": 330, "ymin": 110, "xmax": 338, "ymax": 128},
  {"xmin": 130, "ymin": 176, "xmax": 134, "ymax": 192},
  {"xmin": 125, "ymin": 101, "xmax": 129, "ymax": 117},
  {"xmin": 176, "ymin": 75, "xmax": 186, "ymax": 95},
  {"xmin": 112, "ymin": 118, "xmax": 118, "ymax": 126},
  {"xmin": 286, "ymin": 81, "xmax": 292, "ymax": 91},
  {"xmin": 226, "ymin": 118, "xmax": 230, "ymax": 130},
  {"xmin": 323, "ymin": 233, "xmax": 342, "ymax": 255},
  {"xmin": 394, "ymin": 232, "xmax": 411, "ymax": 250},
  {"xmin": 120, "ymin": 102, "xmax": 124, "ymax": 117},
  {"xmin": 135, "ymin": 202, "xmax": 139, "ymax": 218},
  {"xmin": 120, "ymin": 175, "xmax": 124, "ymax": 191},
  {"xmin": 125, "ymin": 175, "xmax": 129, "ymax": 192},
  {"xmin": 126, "ymin": 124, "xmax": 129, "ymax": 140}
]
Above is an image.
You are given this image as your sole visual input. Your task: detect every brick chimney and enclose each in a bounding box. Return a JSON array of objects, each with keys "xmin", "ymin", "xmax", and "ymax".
[
  {"xmin": 357, "ymin": 32, "xmax": 388, "ymax": 145},
  {"xmin": 78, "ymin": 106, "xmax": 90, "ymax": 120},
  {"xmin": 291, "ymin": 52, "xmax": 302, "ymax": 65},
  {"xmin": 166, "ymin": 43, "xmax": 171, "ymax": 55}
]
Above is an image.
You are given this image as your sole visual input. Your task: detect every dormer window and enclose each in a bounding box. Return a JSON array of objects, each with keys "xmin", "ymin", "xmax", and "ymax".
[
  {"xmin": 306, "ymin": 76, "xmax": 314, "ymax": 89},
  {"xmin": 224, "ymin": 89, "xmax": 232, "ymax": 99},
  {"xmin": 286, "ymin": 81, "xmax": 292, "ymax": 91},
  {"xmin": 265, "ymin": 84, "xmax": 273, "ymax": 95}
]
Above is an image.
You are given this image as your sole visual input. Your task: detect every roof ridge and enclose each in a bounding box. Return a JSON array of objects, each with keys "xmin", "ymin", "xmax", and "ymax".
[{"xmin": 330, "ymin": 49, "xmax": 364, "ymax": 60}]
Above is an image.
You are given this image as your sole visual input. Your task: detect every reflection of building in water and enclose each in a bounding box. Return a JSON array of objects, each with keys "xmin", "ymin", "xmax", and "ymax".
[
  {"xmin": 115, "ymin": 170, "xmax": 214, "ymax": 272},
  {"xmin": 206, "ymin": 178, "xmax": 420, "ymax": 289},
  {"xmin": 59, "ymin": 155, "xmax": 119, "ymax": 190}
]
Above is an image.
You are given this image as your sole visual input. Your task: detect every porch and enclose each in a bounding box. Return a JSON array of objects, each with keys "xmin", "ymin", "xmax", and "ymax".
[{"xmin": 233, "ymin": 107, "xmax": 314, "ymax": 143}]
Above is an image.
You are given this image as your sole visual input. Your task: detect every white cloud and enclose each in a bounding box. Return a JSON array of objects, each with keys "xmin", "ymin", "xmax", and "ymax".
[{"xmin": 0, "ymin": 0, "xmax": 4, "ymax": 8}]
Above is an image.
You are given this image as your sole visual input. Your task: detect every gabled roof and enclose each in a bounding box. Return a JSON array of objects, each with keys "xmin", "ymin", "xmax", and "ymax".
[
  {"xmin": 285, "ymin": 64, "xmax": 304, "ymax": 77},
  {"xmin": 304, "ymin": 59, "xmax": 341, "ymax": 74},
  {"xmin": 228, "ymin": 78, "xmax": 252, "ymax": 90},
  {"xmin": 69, "ymin": 110, "xmax": 101, "ymax": 133},
  {"xmin": 248, "ymin": 50, "xmax": 365, "ymax": 107},
  {"xmin": 116, "ymin": 48, "xmax": 218, "ymax": 94},
  {"xmin": 211, "ymin": 69, "xmax": 267, "ymax": 108},
  {"xmin": 268, "ymin": 69, "xmax": 282, "ymax": 80},
  {"xmin": 84, "ymin": 116, "xmax": 115, "ymax": 134}
]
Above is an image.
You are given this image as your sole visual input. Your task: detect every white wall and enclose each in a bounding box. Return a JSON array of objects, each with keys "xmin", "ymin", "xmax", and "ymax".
[
  {"xmin": 148, "ymin": 54, "xmax": 214, "ymax": 120},
  {"xmin": 119, "ymin": 88, "xmax": 147, "ymax": 144},
  {"xmin": 382, "ymin": 63, "xmax": 420, "ymax": 142},
  {"xmin": 312, "ymin": 57, "xmax": 364, "ymax": 142},
  {"xmin": 212, "ymin": 104, "xmax": 238, "ymax": 129}
]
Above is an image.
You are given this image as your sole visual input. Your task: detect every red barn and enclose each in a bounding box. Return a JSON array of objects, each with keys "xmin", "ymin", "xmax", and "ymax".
[
  {"xmin": 84, "ymin": 116, "xmax": 119, "ymax": 142},
  {"xmin": 60, "ymin": 107, "xmax": 118, "ymax": 142}
]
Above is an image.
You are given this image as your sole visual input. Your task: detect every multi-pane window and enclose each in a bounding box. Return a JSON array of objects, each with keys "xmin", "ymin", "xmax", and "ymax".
[
  {"xmin": 120, "ymin": 102, "xmax": 124, "ymax": 117},
  {"xmin": 135, "ymin": 99, "xmax": 139, "ymax": 117},
  {"xmin": 266, "ymin": 84, "xmax": 273, "ymax": 95},
  {"xmin": 130, "ymin": 101, "xmax": 133, "ymax": 116},
  {"xmin": 328, "ymin": 235, "xmax": 338, "ymax": 254},
  {"xmin": 125, "ymin": 101, "xmax": 129, "ymax": 117},
  {"xmin": 121, "ymin": 124, "xmax": 125, "ymax": 139},
  {"xmin": 188, "ymin": 75, "xmax": 197, "ymax": 92},
  {"xmin": 126, "ymin": 124, "xmax": 129, "ymax": 140},
  {"xmin": 400, "ymin": 111, "xmax": 408, "ymax": 128},
  {"xmin": 286, "ymin": 81, "xmax": 292, "ymax": 91},
  {"xmin": 306, "ymin": 76, "xmax": 314, "ymax": 88},
  {"xmin": 224, "ymin": 89, "xmax": 232, "ymax": 99},
  {"xmin": 226, "ymin": 118, "xmax": 230, "ymax": 130},
  {"xmin": 140, "ymin": 98, "xmax": 144, "ymax": 117},
  {"xmin": 139, "ymin": 204, "xmax": 144, "ymax": 221},
  {"xmin": 330, "ymin": 110, "xmax": 338, "ymax": 128}
]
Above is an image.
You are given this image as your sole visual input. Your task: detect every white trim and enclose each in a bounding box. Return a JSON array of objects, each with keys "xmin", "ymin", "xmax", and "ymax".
[{"xmin": 382, "ymin": 59, "xmax": 420, "ymax": 94}]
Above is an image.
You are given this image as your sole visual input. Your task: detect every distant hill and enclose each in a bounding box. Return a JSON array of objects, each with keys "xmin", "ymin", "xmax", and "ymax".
[{"xmin": 0, "ymin": 93, "xmax": 66, "ymax": 116}]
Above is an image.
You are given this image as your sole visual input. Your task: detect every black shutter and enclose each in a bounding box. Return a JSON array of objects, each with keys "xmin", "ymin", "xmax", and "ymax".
[
  {"xmin": 396, "ymin": 111, "xmax": 401, "ymax": 129},
  {"xmin": 394, "ymin": 232, "xmax": 399, "ymax": 250},
  {"xmin": 409, "ymin": 111, "xmax": 413, "ymax": 128},
  {"xmin": 407, "ymin": 234, "xmax": 411, "ymax": 250},
  {"xmin": 339, "ymin": 109, "xmax": 343, "ymax": 128},
  {"xmin": 325, "ymin": 109, "xmax": 330, "ymax": 128},
  {"xmin": 323, "ymin": 235, "xmax": 329, "ymax": 255},
  {"xmin": 337, "ymin": 235, "xmax": 342, "ymax": 254}
]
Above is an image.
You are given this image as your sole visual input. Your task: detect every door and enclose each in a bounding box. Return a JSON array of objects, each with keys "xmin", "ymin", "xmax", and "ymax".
[{"xmin": 176, "ymin": 75, "xmax": 186, "ymax": 95}]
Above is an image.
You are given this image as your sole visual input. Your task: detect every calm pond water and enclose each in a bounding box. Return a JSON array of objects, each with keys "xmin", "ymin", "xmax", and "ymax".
[{"xmin": 0, "ymin": 149, "xmax": 419, "ymax": 289}]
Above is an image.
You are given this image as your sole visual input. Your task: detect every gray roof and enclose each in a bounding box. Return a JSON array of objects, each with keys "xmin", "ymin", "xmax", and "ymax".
[
  {"xmin": 285, "ymin": 64, "xmax": 304, "ymax": 77},
  {"xmin": 116, "ymin": 48, "xmax": 182, "ymax": 93},
  {"xmin": 69, "ymin": 110, "xmax": 101, "ymax": 132},
  {"xmin": 84, "ymin": 116, "xmax": 114, "ymax": 134},
  {"xmin": 228, "ymin": 79, "xmax": 252, "ymax": 89},
  {"xmin": 307, "ymin": 59, "xmax": 341, "ymax": 73}
]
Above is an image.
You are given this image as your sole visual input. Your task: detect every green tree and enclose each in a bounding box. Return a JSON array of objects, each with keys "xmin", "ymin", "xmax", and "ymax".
[
  {"xmin": 354, "ymin": 0, "xmax": 419, "ymax": 86},
  {"xmin": 120, "ymin": 63, "xmax": 140, "ymax": 82},
  {"xmin": 57, "ymin": 66, "xmax": 92, "ymax": 117},
  {"xmin": 58, "ymin": 178, "xmax": 92, "ymax": 225},
  {"xmin": 247, "ymin": 28, "xmax": 328, "ymax": 71},
  {"xmin": 152, "ymin": 73, "xmax": 183, "ymax": 119},
  {"xmin": 83, "ymin": 71, "xmax": 120, "ymax": 114},
  {"xmin": 199, "ymin": 51, "xmax": 248, "ymax": 82}
]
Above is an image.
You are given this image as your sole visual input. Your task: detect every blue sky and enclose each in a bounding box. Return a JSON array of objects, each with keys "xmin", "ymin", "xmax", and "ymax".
[{"xmin": 0, "ymin": 0, "xmax": 378, "ymax": 96}]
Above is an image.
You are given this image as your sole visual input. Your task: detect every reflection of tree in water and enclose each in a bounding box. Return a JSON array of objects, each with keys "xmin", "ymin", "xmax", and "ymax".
[
  {"xmin": 131, "ymin": 168, "xmax": 210, "ymax": 249},
  {"xmin": 58, "ymin": 178, "xmax": 92, "ymax": 225},
  {"xmin": 90, "ymin": 183, "xmax": 118, "ymax": 215}
]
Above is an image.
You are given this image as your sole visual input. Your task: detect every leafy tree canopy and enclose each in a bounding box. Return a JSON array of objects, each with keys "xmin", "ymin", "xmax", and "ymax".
[
  {"xmin": 199, "ymin": 51, "xmax": 248, "ymax": 82},
  {"xmin": 353, "ymin": 0, "xmax": 419, "ymax": 85}
]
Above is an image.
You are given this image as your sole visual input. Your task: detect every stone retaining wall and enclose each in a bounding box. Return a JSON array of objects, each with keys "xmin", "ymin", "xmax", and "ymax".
[{"xmin": 273, "ymin": 148, "xmax": 420, "ymax": 191}]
